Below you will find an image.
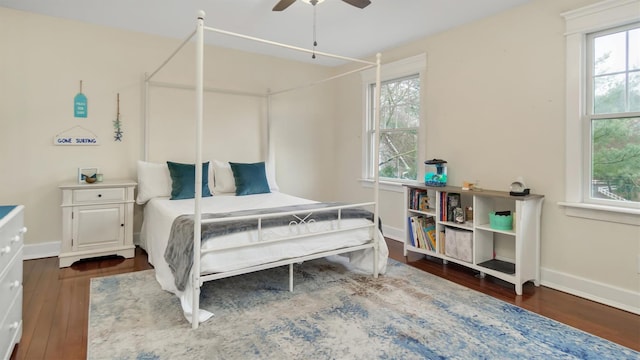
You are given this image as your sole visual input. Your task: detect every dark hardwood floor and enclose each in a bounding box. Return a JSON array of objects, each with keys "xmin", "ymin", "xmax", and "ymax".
[{"xmin": 11, "ymin": 239, "xmax": 640, "ymax": 359}]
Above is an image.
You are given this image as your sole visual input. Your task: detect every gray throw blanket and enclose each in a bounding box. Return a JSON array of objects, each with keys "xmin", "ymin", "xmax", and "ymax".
[{"xmin": 164, "ymin": 202, "xmax": 378, "ymax": 291}]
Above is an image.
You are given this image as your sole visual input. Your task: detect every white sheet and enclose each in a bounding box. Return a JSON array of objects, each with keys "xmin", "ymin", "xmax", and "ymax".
[{"xmin": 139, "ymin": 192, "xmax": 388, "ymax": 322}]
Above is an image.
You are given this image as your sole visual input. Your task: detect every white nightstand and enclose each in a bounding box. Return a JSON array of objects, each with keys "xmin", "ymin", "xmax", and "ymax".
[{"xmin": 59, "ymin": 179, "xmax": 136, "ymax": 268}]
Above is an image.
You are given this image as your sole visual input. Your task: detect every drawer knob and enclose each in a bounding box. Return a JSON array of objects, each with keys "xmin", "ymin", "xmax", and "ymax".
[
  {"xmin": 9, "ymin": 322, "xmax": 19, "ymax": 331},
  {"xmin": 98, "ymin": 194, "xmax": 102, "ymax": 197},
  {"xmin": 11, "ymin": 235, "xmax": 20, "ymax": 243},
  {"xmin": 0, "ymin": 246, "xmax": 10, "ymax": 255},
  {"xmin": 10, "ymin": 280, "xmax": 20, "ymax": 289},
  {"xmin": 19, "ymin": 226, "xmax": 28, "ymax": 234}
]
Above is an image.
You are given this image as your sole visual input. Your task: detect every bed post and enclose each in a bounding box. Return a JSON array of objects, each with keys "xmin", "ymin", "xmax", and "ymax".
[
  {"xmin": 266, "ymin": 90, "xmax": 275, "ymax": 176},
  {"xmin": 192, "ymin": 10, "xmax": 205, "ymax": 329},
  {"xmin": 143, "ymin": 73, "xmax": 150, "ymax": 161},
  {"xmin": 373, "ymin": 53, "xmax": 382, "ymax": 279}
]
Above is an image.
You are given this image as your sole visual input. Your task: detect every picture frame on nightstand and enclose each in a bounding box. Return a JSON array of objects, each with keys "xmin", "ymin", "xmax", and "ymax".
[{"xmin": 78, "ymin": 167, "xmax": 99, "ymax": 184}]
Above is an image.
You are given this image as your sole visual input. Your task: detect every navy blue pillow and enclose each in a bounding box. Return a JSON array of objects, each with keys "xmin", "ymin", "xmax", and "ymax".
[
  {"xmin": 229, "ymin": 162, "xmax": 271, "ymax": 196},
  {"xmin": 166, "ymin": 161, "xmax": 213, "ymax": 200}
]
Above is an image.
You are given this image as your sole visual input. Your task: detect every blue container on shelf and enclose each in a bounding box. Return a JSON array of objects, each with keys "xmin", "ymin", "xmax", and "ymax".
[{"xmin": 424, "ymin": 159, "xmax": 447, "ymax": 186}]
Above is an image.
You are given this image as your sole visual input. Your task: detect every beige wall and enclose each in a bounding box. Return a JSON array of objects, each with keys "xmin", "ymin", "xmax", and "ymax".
[{"xmin": 333, "ymin": 0, "xmax": 639, "ymax": 311}]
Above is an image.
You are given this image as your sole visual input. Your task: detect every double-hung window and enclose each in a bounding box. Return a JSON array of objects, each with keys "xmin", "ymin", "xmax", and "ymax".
[
  {"xmin": 562, "ymin": 0, "xmax": 640, "ymax": 225},
  {"xmin": 362, "ymin": 54, "xmax": 426, "ymax": 184}
]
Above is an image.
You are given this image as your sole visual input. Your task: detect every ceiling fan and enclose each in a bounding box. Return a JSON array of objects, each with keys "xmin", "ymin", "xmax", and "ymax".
[{"xmin": 272, "ymin": 0, "xmax": 371, "ymax": 11}]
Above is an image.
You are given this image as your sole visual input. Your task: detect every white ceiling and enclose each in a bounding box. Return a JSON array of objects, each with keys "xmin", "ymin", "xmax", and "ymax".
[{"xmin": 0, "ymin": 0, "xmax": 532, "ymax": 66}]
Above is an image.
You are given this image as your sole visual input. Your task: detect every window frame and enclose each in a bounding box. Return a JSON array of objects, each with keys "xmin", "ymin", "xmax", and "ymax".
[
  {"xmin": 361, "ymin": 54, "xmax": 426, "ymax": 186},
  {"xmin": 561, "ymin": 0, "xmax": 640, "ymax": 225}
]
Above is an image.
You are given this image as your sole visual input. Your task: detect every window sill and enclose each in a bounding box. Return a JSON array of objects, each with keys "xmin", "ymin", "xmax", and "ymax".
[
  {"xmin": 359, "ymin": 179, "xmax": 419, "ymax": 193},
  {"xmin": 558, "ymin": 202, "xmax": 640, "ymax": 226}
]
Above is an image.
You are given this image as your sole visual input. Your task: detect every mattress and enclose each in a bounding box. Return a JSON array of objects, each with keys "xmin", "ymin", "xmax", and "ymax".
[{"xmin": 139, "ymin": 192, "xmax": 388, "ymax": 322}]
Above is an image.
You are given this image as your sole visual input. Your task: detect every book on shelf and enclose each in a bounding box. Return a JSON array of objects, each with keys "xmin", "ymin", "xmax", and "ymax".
[
  {"xmin": 415, "ymin": 218, "xmax": 427, "ymax": 249},
  {"xmin": 440, "ymin": 191, "xmax": 450, "ymax": 222},
  {"xmin": 446, "ymin": 193, "xmax": 461, "ymax": 223},
  {"xmin": 418, "ymin": 192, "xmax": 430, "ymax": 212},
  {"xmin": 407, "ymin": 216, "xmax": 416, "ymax": 247},
  {"xmin": 422, "ymin": 216, "xmax": 436, "ymax": 251}
]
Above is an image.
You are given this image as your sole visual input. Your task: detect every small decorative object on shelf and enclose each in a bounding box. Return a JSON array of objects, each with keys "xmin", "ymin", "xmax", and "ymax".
[
  {"xmin": 509, "ymin": 177, "xmax": 530, "ymax": 196},
  {"xmin": 424, "ymin": 159, "xmax": 447, "ymax": 186},
  {"xmin": 78, "ymin": 167, "xmax": 99, "ymax": 184},
  {"xmin": 454, "ymin": 207, "xmax": 465, "ymax": 224}
]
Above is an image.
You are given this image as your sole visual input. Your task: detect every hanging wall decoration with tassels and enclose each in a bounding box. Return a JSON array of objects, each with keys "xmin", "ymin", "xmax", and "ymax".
[{"xmin": 113, "ymin": 93, "xmax": 123, "ymax": 141}]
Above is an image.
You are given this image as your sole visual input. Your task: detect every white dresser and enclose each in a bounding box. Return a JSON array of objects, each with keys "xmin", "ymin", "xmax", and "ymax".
[
  {"xmin": 0, "ymin": 205, "xmax": 25, "ymax": 360},
  {"xmin": 59, "ymin": 180, "xmax": 136, "ymax": 268}
]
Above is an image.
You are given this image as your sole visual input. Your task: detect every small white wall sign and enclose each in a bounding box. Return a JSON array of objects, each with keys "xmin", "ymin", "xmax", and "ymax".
[{"xmin": 54, "ymin": 125, "xmax": 99, "ymax": 146}]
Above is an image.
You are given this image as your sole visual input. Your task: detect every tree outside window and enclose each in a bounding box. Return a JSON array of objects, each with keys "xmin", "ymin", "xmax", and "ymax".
[
  {"xmin": 368, "ymin": 75, "xmax": 420, "ymax": 181},
  {"xmin": 588, "ymin": 24, "xmax": 640, "ymax": 205}
]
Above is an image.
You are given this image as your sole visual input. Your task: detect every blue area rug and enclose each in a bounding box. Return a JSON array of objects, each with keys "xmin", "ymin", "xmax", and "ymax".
[{"xmin": 88, "ymin": 258, "xmax": 638, "ymax": 359}]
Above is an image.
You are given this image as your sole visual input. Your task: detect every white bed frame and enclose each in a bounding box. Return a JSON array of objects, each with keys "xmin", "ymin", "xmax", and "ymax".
[{"xmin": 144, "ymin": 11, "xmax": 383, "ymax": 329}]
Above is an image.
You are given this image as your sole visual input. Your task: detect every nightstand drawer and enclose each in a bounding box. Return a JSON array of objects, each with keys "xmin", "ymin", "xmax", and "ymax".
[{"xmin": 73, "ymin": 188, "xmax": 125, "ymax": 203}]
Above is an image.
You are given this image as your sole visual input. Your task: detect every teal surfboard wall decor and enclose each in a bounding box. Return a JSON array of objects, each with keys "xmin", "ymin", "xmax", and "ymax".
[{"xmin": 74, "ymin": 80, "xmax": 87, "ymax": 118}]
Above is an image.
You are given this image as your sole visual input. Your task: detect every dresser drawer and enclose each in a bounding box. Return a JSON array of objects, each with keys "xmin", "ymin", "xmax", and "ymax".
[
  {"xmin": 0, "ymin": 209, "xmax": 24, "ymax": 275},
  {"xmin": 0, "ymin": 253, "xmax": 22, "ymax": 316},
  {"xmin": 73, "ymin": 188, "xmax": 125, "ymax": 203},
  {"xmin": 0, "ymin": 291, "xmax": 22, "ymax": 360}
]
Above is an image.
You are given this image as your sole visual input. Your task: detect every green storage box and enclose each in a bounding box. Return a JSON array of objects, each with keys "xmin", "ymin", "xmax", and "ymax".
[{"xmin": 489, "ymin": 212, "xmax": 513, "ymax": 230}]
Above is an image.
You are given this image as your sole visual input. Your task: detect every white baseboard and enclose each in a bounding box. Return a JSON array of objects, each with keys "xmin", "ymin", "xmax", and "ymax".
[
  {"xmin": 391, "ymin": 225, "xmax": 639, "ymax": 315},
  {"xmin": 540, "ymin": 267, "xmax": 640, "ymax": 315},
  {"xmin": 23, "ymin": 241, "xmax": 60, "ymax": 260},
  {"xmin": 23, "ymin": 233, "xmax": 143, "ymax": 261},
  {"xmin": 382, "ymin": 225, "xmax": 403, "ymax": 242}
]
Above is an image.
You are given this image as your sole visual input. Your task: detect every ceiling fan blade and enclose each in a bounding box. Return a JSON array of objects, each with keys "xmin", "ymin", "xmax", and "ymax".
[
  {"xmin": 342, "ymin": 0, "xmax": 371, "ymax": 9},
  {"xmin": 273, "ymin": 0, "xmax": 297, "ymax": 11}
]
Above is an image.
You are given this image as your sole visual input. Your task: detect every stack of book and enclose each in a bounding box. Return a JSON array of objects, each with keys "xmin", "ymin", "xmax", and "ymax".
[
  {"xmin": 408, "ymin": 188, "xmax": 431, "ymax": 212},
  {"xmin": 407, "ymin": 215, "xmax": 436, "ymax": 251}
]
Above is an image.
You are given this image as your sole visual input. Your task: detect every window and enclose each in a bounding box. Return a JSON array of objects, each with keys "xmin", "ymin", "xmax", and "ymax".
[
  {"xmin": 587, "ymin": 24, "xmax": 640, "ymax": 207},
  {"xmin": 562, "ymin": 0, "xmax": 640, "ymax": 225},
  {"xmin": 362, "ymin": 54, "xmax": 425, "ymax": 183},
  {"xmin": 367, "ymin": 75, "xmax": 420, "ymax": 180}
]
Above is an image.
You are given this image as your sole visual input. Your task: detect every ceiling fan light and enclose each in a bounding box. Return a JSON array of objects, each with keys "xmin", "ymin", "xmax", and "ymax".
[{"xmin": 301, "ymin": 0, "xmax": 326, "ymax": 5}]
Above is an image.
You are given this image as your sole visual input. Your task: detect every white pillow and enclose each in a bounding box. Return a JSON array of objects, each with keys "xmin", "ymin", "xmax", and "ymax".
[
  {"xmin": 136, "ymin": 160, "xmax": 172, "ymax": 204},
  {"xmin": 212, "ymin": 160, "xmax": 236, "ymax": 194},
  {"xmin": 212, "ymin": 160, "xmax": 279, "ymax": 194},
  {"xmin": 265, "ymin": 161, "xmax": 279, "ymax": 192}
]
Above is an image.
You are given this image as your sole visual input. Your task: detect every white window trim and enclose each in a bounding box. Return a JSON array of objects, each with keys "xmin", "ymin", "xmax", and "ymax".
[
  {"xmin": 560, "ymin": 0, "xmax": 640, "ymax": 226},
  {"xmin": 360, "ymin": 53, "xmax": 427, "ymax": 186}
]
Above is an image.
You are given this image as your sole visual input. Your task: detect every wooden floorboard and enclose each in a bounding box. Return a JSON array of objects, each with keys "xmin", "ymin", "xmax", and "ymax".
[{"xmin": 10, "ymin": 240, "xmax": 640, "ymax": 359}]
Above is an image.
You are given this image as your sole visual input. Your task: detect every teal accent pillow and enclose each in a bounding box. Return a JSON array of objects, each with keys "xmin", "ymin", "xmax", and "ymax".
[
  {"xmin": 229, "ymin": 162, "xmax": 271, "ymax": 196},
  {"xmin": 166, "ymin": 161, "xmax": 213, "ymax": 200}
]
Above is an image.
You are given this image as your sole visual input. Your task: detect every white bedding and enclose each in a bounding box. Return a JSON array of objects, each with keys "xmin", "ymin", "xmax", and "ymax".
[{"xmin": 139, "ymin": 192, "xmax": 388, "ymax": 322}]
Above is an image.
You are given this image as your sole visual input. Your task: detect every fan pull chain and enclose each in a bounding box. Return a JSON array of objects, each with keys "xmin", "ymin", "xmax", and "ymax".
[{"xmin": 312, "ymin": 4, "xmax": 317, "ymax": 59}]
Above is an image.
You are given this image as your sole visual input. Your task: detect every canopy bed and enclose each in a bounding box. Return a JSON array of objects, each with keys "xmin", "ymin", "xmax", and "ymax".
[{"xmin": 140, "ymin": 10, "xmax": 384, "ymax": 329}]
